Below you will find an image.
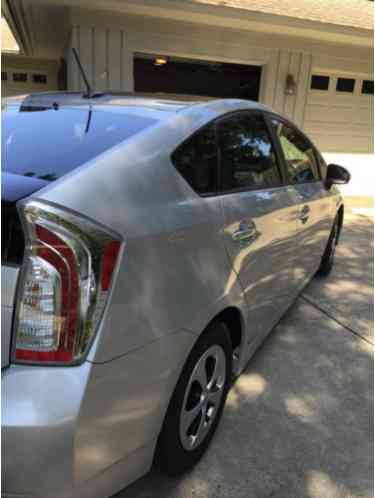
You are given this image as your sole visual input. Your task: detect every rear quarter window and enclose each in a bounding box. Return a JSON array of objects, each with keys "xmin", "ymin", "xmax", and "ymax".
[{"xmin": 172, "ymin": 123, "xmax": 218, "ymax": 195}]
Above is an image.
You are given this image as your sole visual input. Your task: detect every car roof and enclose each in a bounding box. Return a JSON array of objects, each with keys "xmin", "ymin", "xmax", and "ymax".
[{"xmin": 3, "ymin": 91, "xmax": 271, "ymax": 115}]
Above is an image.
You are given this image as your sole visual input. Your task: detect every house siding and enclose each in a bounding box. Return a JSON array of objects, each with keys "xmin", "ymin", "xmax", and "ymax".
[
  {"xmin": 66, "ymin": 11, "xmax": 373, "ymax": 197},
  {"xmin": 67, "ymin": 19, "xmax": 315, "ymax": 126},
  {"xmin": 2, "ymin": 54, "xmax": 59, "ymax": 97}
]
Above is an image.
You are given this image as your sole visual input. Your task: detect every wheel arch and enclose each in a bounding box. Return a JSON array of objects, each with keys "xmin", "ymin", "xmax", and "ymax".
[
  {"xmin": 153, "ymin": 305, "xmax": 245, "ymax": 467},
  {"xmin": 202, "ymin": 306, "xmax": 245, "ymax": 375}
]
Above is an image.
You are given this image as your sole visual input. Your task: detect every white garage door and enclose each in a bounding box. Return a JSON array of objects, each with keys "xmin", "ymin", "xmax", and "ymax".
[
  {"xmin": 304, "ymin": 72, "xmax": 374, "ymax": 155},
  {"xmin": 1, "ymin": 68, "xmax": 57, "ymax": 97}
]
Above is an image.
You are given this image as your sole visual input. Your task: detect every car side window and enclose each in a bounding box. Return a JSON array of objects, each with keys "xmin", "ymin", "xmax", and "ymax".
[
  {"xmin": 217, "ymin": 113, "xmax": 281, "ymax": 192},
  {"xmin": 172, "ymin": 123, "xmax": 217, "ymax": 195},
  {"xmin": 271, "ymin": 119, "xmax": 320, "ymax": 184}
]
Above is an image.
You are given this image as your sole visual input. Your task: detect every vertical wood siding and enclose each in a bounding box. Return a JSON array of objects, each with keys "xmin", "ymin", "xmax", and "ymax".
[
  {"xmin": 271, "ymin": 50, "xmax": 312, "ymax": 127},
  {"xmin": 66, "ymin": 24, "xmax": 318, "ymax": 129},
  {"xmin": 108, "ymin": 30, "xmax": 121, "ymax": 90},
  {"xmin": 68, "ymin": 25, "xmax": 132, "ymax": 92}
]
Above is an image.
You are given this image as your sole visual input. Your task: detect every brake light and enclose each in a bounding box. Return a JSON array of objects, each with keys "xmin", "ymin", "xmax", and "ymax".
[{"xmin": 13, "ymin": 201, "xmax": 122, "ymax": 365}]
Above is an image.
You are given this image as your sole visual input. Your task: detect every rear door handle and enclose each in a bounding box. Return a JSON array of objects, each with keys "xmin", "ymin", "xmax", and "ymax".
[
  {"xmin": 299, "ymin": 205, "xmax": 310, "ymax": 223},
  {"xmin": 232, "ymin": 221, "xmax": 257, "ymax": 243}
]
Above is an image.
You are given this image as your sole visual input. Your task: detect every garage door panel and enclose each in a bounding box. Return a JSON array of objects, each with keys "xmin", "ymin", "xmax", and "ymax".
[
  {"xmin": 304, "ymin": 72, "xmax": 373, "ymax": 155},
  {"xmin": 307, "ymin": 92, "xmax": 334, "ymax": 106},
  {"xmin": 308, "ymin": 134, "xmax": 373, "ymax": 154},
  {"xmin": 354, "ymin": 107, "xmax": 373, "ymax": 125},
  {"xmin": 306, "ymin": 121, "xmax": 372, "ymax": 135},
  {"xmin": 305, "ymin": 104, "xmax": 354, "ymax": 123}
]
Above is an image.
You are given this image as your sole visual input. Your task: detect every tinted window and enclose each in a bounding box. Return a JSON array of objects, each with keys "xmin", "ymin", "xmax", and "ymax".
[
  {"xmin": 13, "ymin": 72, "xmax": 27, "ymax": 82},
  {"xmin": 271, "ymin": 119, "xmax": 320, "ymax": 184},
  {"xmin": 218, "ymin": 113, "xmax": 281, "ymax": 192},
  {"xmin": 32, "ymin": 73, "xmax": 47, "ymax": 84},
  {"xmin": 336, "ymin": 77, "xmax": 355, "ymax": 93},
  {"xmin": 172, "ymin": 124, "xmax": 217, "ymax": 195},
  {"xmin": 311, "ymin": 75, "xmax": 329, "ymax": 91},
  {"xmin": 362, "ymin": 80, "xmax": 374, "ymax": 95},
  {"xmin": 2, "ymin": 104, "xmax": 159, "ymax": 181}
]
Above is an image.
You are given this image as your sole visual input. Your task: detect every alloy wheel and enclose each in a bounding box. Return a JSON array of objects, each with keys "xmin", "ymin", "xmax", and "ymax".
[{"xmin": 179, "ymin": 345, "xmax": 227, "ymax": 451}]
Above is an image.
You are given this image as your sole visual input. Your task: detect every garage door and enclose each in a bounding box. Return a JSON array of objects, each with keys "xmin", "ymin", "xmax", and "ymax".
[
  {"xmin": 134, "ymin": 53, "xmax": 261, "ymax": 101},
  {"xmin": 304, "ymin": 73, "xmax": 374, "ymax": 154},
  {"xmin": 1, "ymin": 68, "xmax": 57, "ymax": 97}
]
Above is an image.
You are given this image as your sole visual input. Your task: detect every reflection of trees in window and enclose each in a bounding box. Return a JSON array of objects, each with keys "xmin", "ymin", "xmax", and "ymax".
[
  {"xmin": 172, "ymin": 123, "xmax": 217, "ymax": 194},
  {"xmin": 219, "ymin": 114, "xmax": 280, "ymax": 190},
  {"xmin": 21, "ymin": 171, "xmax": 57, "ymax": 181},
  {"xmin": 275, "ymin": 122, "xmax": 318, "ymax": 183},
  {"xmin": 39, "ymin": 173, "xmax": 57, "ymax": 181}
]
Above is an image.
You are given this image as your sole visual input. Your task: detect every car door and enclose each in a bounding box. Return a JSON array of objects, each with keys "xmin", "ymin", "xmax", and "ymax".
[
  {"xmin": 217, "ymin": 111, "xmax": 301, "ymax": 345},
  {"xmin": 268, "ymin": 116, "xmax": 334, "ymax": 288}
]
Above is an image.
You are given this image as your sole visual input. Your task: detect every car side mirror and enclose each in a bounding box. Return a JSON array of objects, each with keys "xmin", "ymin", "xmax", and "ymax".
[{"xmin": 326, "ymin": 164, "xmax": 351, "ymax": 188}]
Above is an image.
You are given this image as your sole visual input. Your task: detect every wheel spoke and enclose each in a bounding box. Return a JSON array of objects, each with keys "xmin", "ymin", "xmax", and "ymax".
[
  {"xmin": 181, "ymin": 398, "xmax": 204, "ymax": 435},
  {"xmin": 207, "ymin": 352, "xmax": 226, "ymax": 391},
  {"xmin": 194, "ymin": 404, "xmax": 209, "ymax": 447},
  {"xmin": 195, "ymin": 357, "xmax": 209, "ymax": 391}
]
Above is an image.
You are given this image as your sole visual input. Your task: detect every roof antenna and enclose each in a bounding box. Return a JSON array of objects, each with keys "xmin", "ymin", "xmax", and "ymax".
[{"xmin": 72, "ymin": 47, "xmax": 92, "ymax": 98}]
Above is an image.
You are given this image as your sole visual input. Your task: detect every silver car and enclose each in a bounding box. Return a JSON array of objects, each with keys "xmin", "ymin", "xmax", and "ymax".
[{"xmin": 2, "ymin": 93, "xmax": 350, "ymax": 498}]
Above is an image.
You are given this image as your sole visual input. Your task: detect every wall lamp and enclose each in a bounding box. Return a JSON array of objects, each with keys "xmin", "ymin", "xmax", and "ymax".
[
  {"xmin": 154, "ymin": 57, "xmax": 167, "ymax": 66},
  {"xmin": 285, "ymin": 73, "xmax": 297, "ymax": 96}
]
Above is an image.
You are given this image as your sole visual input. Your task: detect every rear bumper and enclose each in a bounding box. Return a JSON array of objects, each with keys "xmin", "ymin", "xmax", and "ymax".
[
  {"xmin": 1, "ymin": 329, "xmax": 195, "ymax": 498},
  {"xmin": 1, "ymin": 362, "xmax": 91, "ymax": 498}
]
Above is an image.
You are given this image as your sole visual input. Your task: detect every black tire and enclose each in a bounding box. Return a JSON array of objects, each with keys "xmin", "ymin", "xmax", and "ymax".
[
  {"xmin": 317, "ymin": 216, "xmax": 339, "ymax": 276},
  {"xmin": 155, "ymin": 321, "xmax": 232, "ymax": 476}
]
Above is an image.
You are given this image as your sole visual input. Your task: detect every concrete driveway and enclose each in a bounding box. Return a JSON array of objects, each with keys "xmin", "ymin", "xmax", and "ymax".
[{"xmin": 115, "ymin": 209, "xmax": 373, "ymax": 498}]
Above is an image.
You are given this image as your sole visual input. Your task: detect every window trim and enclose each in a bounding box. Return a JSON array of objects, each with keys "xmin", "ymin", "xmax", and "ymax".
[
  {"xmin": 32, "ymin": 73, "xmax": 48, "ymax": 84},
  {"xmin": 310, "ymin": 74, "xmax": 330, "ymax": 91},
  {"xmin": 263, "ymin": 112, "xmax": 288, "ymax": 186},
  {"xmin": 361, "ymin": 79, "xmax": 374, "ymax": 96},
  {"xmin": 336, "ymin": 77, "xmax": 355, "ymax": 93},
  {"xmin": 264, "ymin": 112, "xmax": 322, "ymax": 185},
  {"xmin": 12, "ymin": 72, "xmax": 28, "ymax": 83}
]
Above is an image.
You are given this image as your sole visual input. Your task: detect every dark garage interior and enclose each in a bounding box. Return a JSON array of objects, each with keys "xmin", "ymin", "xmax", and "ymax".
[{"xmin": 134, "ymin": 53, "xmax": 262, "ymax": 100}]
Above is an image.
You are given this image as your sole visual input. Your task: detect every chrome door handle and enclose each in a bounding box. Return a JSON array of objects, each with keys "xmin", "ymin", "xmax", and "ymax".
[
  {"xmin": 232, "ymin": 221, "xmax": 257, "ymax": 243},
  {"xmin": 299, "ymin": 205, "xmax": 310, "ymax": 223}
]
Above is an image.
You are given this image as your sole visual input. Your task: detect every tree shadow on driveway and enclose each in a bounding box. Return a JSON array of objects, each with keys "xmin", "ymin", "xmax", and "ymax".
[{"xmin": 114, "ymin": 213, "xmax": 373, "ymax": 498}]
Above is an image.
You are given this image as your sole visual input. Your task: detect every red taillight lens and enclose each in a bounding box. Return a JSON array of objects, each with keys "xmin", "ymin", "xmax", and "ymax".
[{"xmin": 13, "ymin": 201, "xmax": 122, "ymax": 365}]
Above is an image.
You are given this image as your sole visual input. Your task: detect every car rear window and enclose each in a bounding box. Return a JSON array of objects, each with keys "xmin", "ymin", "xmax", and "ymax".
[{"xmin": 2, "ymin": 104, "xmax": 159, "ymax": 181}]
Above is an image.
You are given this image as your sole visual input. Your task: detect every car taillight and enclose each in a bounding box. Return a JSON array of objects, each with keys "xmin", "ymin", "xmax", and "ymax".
[{"xmin": 13, "ymin": 200, "xmax": 122, "ymax": 365}]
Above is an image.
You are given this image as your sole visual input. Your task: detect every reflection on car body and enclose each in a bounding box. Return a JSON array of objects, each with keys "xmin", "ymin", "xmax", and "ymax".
[{"xmin": 1, "ymin": 92, "xmax": 349, "ymax": 498}]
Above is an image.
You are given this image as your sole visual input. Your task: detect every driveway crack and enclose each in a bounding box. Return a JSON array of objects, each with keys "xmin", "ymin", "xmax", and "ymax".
[{"xmin": 300, "ymin": 294, "xmax": 373, "ymax": 346}]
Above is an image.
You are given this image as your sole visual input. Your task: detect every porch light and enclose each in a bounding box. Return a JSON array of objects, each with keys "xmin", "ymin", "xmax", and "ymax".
[
  {"xmin": 285, "ymin": 74, "xmax": 297, "ymax": 96},
  {"xmin": 154, "ymin": 57, "xmax": 167, "ymax": 66}
]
